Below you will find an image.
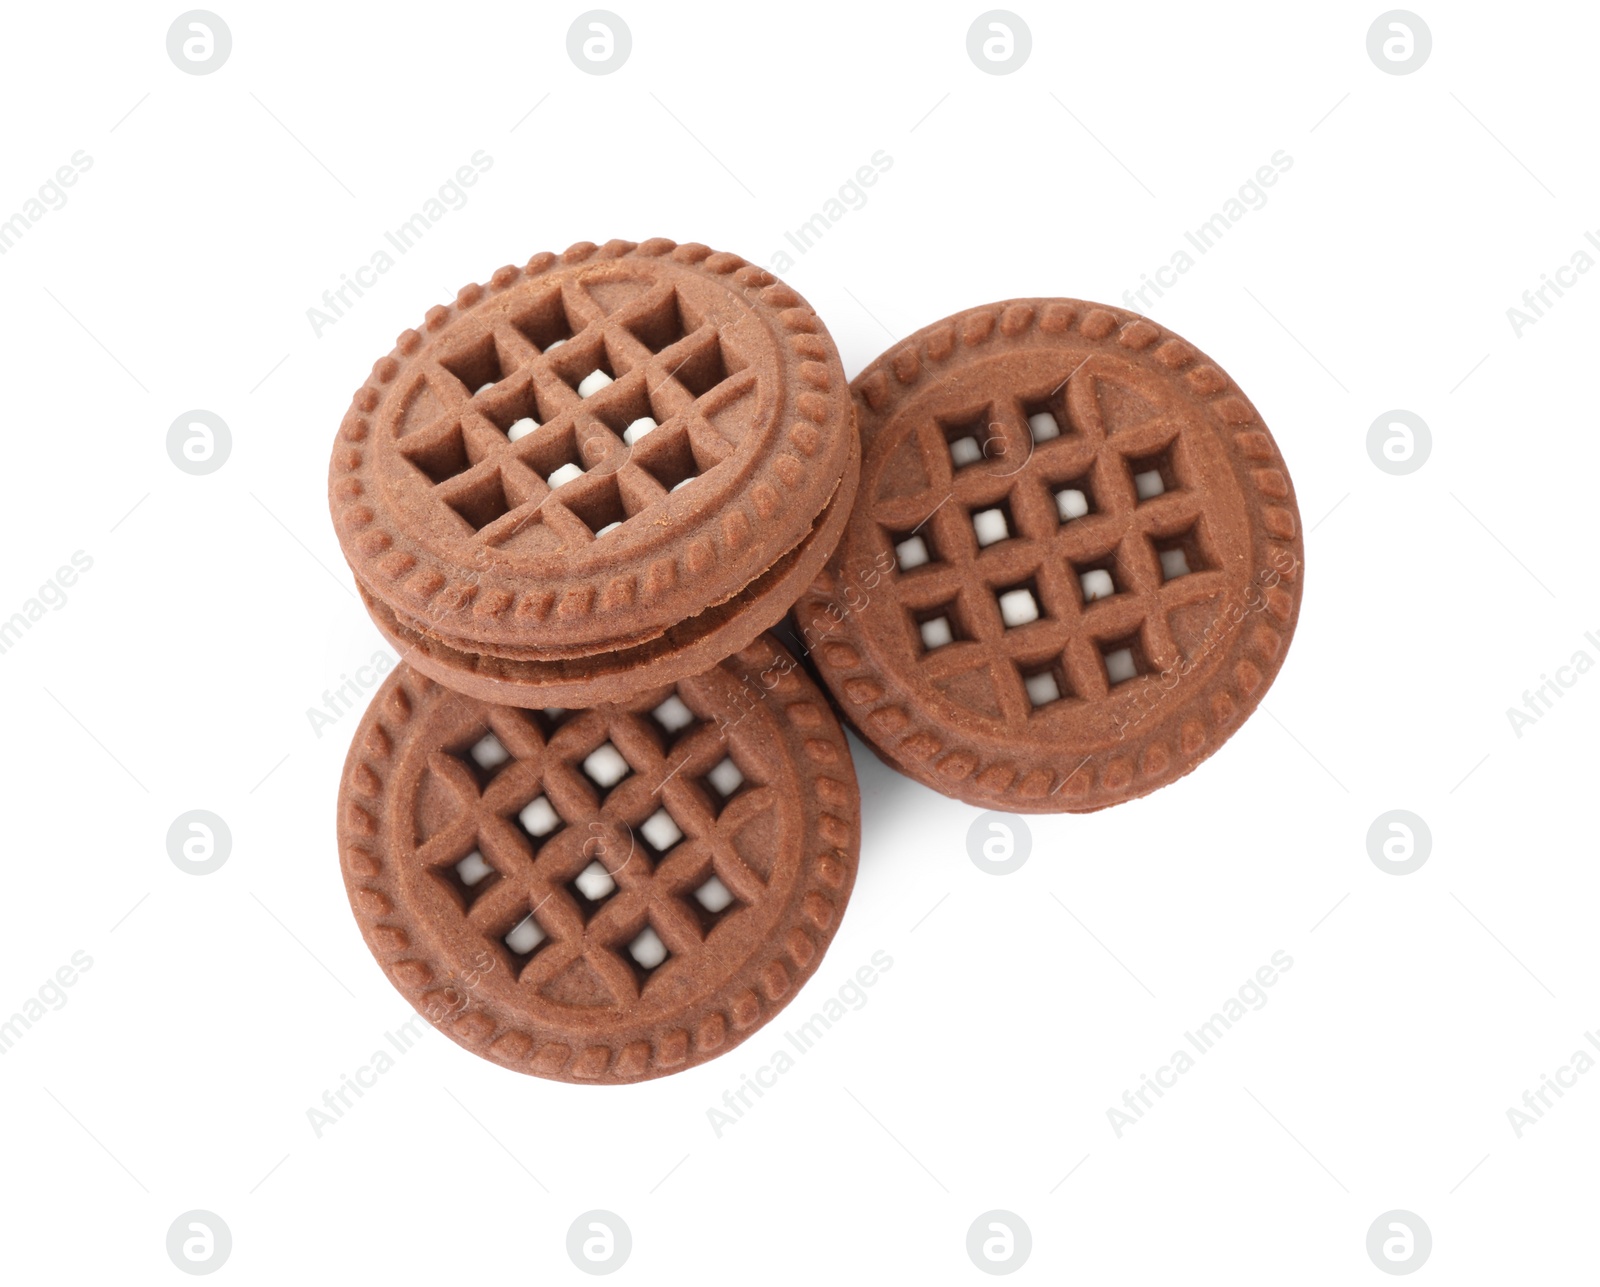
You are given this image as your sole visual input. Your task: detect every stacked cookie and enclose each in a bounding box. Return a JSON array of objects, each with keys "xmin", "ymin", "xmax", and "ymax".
[
  {"xmin": 329, "ymin": 240, "xmax": 863, "ymax": 1083},
  {"xmin": 329, "ymin": 238, "xmax": 858, "ymax": 708}
]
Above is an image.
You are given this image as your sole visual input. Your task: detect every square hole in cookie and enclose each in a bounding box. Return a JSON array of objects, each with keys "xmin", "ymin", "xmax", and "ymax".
[
  {"xmin": 1071, "ymin": 554, "xmax": 1125, "ymax": 604},
  {"xmin": 627, "ymin": 925, "xmax": 669, "ymax": 971},
  {"xmin": 995, "ymin": 582, "xmax": 1043, "ymax": 630},
  {"xmin": 480, "ymin": 383, "xmax": 557, "ymax": 442},
  {"xmin": 547, "ymin": 337, "xmax": 617, "ymax": 396},
  {"xmin": 634, "ymin": 426, "xmax": 701, "ymax": 493},
  {"xmin": 937, "ymin": 409, "xmax": 994, "ymax": 471},
  {"xmin": 1124, "ymin": 442, "xmax": 1181, "ymax": 501},
  {"xmin": 910, "ymin": 601, "xmax": 965, "ymax": 653},
  {"xmin": 892, "ymin": 533, "xmax": 931, "ymax": 569},
  {"xmin": 1053, "ymin": 473, "xmax": 1096, "ymax": 522},
  {"xmin": 574, "ymin": 861, "xmax": 616, "ymax": 902},
  {"xmin": 439, "ymin": 848, "xmax": 500, "ymax": 911},
  {"xmin": 1019, "ymin": 659, "xmax": 1070, "ymax": 709},
  {"xmin": 1028, "ymin": 411, "xmax": 1062, "ymax": 443},
  {"xmin": 705, "ymin": 755, "xmax": 745, "ymax": 799},
  {"xmin": 694, "ymin": 874, "xmax": 734, "ymax": 914},
  {"xmin": 919, "ymin": 615, "xmax": 955, "ymax": 650},
  {"xmin": 469, "ymin": 732, "xmax": 511, "ymax": 770},
  {"xmin": 547, "ymin": 461, "xmax": 585, "ymax": 489},
  {"xmin": 624, "ymin": 288, "xmax": 689, "ymax": 353},
  {"xmin": 456, "ymin": 849, "xmax": 494, "ymax": 885},
  {"xmin": 671, "ymin": 333, "xmax": 734, "ymax": 398},
  {"xmin": 504, "ymin": 913, "xmax": 547, "ymax": 957},
  {"xmin": 684, "ymin": 870, "xmax": 739, "ymax": 935},
  {"xmin": 652, "ymin": 694, "xmax": 695, "ymax": 734},
  {"xmin": 1022, "ymin": 396, "xmax": 1066, "ymax": 444},
  {"xmin": 886, "ymin": 525, "xmax": 941, "ymax": 572},
  {"xmin": 1098, "ymin": 633, "xmax": 1150, "ymax": 687},
  {"xmin": 509, "ymin": 286, "xmax": 577, "ymax": 354},
  {"xmin": 590, "ymin": 380, "xmax": 657, "ymax": 442},
  {"xmin": 948, "ymin": 433, "xmax": 983, "ymax": 468},
  {"xmin": 515, "ymin": 423, "xmax": 586, "ymax": 492},
  {"xmin": 970, "ymin": 500, "xmax": 1016, "ymax": 549},
  {"xmin": 517, "ymin": 794, "xmax": 562, "ymax": 840},
  {"xmin": 563, "ymin": 474, "xmax": 629, "ymax": 539},
  {"xmin": 569, "ymin": 859, "xmax": 618, "ymax": 912},
  {"xmin": 1151, "ymin": 522, "xmax": 1210, "ymax": 582},
  {"xmin": 577, "ymin": 369, "xmax": 614, "ymax": 398},
  {"xmin": 583, "ymin": 741, "xmax": 631, "ymax": 789},
  {"xmin": 445, "ymin": 470, "xmax": 513, "ymax": 533},
  {"xmin": 640, "ymin": 807, "xmax": 684, "ymax": 854},
  {"xmin": 1056, "ymin": 489, "xmax": 1090, "ymax": 521},
  {"xmin": 402, "ymin": 422, "xmax": 474, "ymax": 485},
  {"xmin": 438, "ymin": 333, "xmax": 504, "ymax": 395}
]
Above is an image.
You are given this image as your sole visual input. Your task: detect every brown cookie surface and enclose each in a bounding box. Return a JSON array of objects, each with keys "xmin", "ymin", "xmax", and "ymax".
[
  {"xmin": 363, "ymin": 431, "xmax": 859, "ymax": 709},
  {"xmin": 330, "ymin": 238, "xmax": 855, "ymax": 661},
  {"xmin": 337, "ymin": 636, "xmax": 860, "ymax": 1083},
  {"xmin": 795, "ymin": 300, "xmax": 1303, "ymax": 813}
]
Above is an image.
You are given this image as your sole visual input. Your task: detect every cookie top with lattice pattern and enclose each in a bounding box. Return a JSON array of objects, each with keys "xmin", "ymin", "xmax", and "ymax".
[
  {"xmin": 795, "ymin": 300, "xmax": 1303, "ymax": 813},
  {"xmin": 329, "ymin": 239, "xmax": 855, "ymax": 660},
  {"xmin": 337, "ymin": 636, "xmax": 860, "ymax": 1083}
]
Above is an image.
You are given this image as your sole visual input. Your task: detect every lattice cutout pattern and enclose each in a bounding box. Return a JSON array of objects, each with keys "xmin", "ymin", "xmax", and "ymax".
[
  {"xmin": 412, "ymin": 697, "xmax": 766, "ymax": 1007},
  {"xmin": 396, "ymin": 275, "xmax": 756, "ymax": 550},
  {"xmin": 873, "ymin": 367, "xmax": 1225, "ymax": 724}
]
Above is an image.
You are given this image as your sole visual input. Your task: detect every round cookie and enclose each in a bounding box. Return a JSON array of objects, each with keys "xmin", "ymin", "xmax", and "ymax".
[
  {"xmin": 362, "ymin": 431, "xmax": 858, "ymax": 708},
  {"xmin": 329, "ymin": 238, "xmax": 856, "ymax": 667},
  {"xmin": 337, "ymin": 635, "xmax": 860, "ymax": 1083},
  {"xmin": 794, "ymin": 299, "xmax": 1303, "ymax": 813}
]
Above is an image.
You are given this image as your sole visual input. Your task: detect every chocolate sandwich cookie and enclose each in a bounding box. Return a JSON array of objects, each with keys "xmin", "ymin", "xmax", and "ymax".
[
  {"xmin": 329, "ymin": 239, "xmax": 856, "ymax": 701},
  {"xmin": 795, "ymin": 300, "xmax": 1303, "ymax": 813},
  {"xmin": 337, "ymin": 634, "xmax": 860, "ymax": 1083}
]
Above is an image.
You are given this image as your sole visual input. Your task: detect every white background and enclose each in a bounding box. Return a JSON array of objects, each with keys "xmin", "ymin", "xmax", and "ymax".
[{"xmin": 1, "ymin": 1, "xmax": 1595, "ymax": 1281}]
